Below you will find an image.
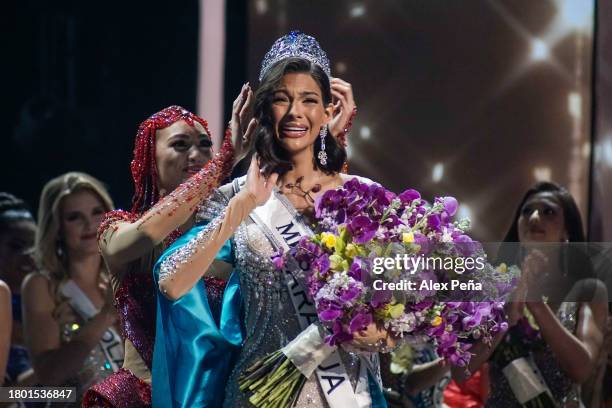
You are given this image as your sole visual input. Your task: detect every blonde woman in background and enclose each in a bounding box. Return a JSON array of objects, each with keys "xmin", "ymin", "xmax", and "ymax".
[{"xmin": 21, "ymin": 172, "xmax": 124, "ymax": 405}]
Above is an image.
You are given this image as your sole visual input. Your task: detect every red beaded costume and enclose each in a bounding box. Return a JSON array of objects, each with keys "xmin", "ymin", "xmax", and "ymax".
[{"xmin": 83, "ymin": 106, "xmax": 234, "ymax": 408}]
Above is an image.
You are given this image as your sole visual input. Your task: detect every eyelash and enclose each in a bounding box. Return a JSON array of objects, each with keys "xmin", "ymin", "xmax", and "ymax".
[
  {"xmin": 273, "ymin": 97, "xmax": 318, "ymax": 104},
  {"xmin": 65, "ymin": 209, "xmax": 105, "ymax": 221},
  {"xmin": 171, "ymin": 141, "xmax": 211, "ymax": 150},
  {"xmin": 522, "ymin": 207, "xmax": 555, "ymax": 216}
]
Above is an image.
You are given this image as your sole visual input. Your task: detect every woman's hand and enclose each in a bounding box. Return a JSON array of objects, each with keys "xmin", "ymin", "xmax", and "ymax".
[
  {"xmin": 505, "ymin": 250, "xmax": 548, "ymax": 325},
  {"xmin": 245, "ymin": 156, "xmax": 278, "ymax": 207},
  {"xmin": 230, "ymin": 83, "xmax": 257, "ymax": 162},
  {"xmin": 348, "ymin": 322, "xmax": 397, "ymax": 353},
  {"xmin": 505, "ymin": 250, "xmax": 548, "ymax": 326},
  {"xmin": 51, "ymin": 299, "xmax": 78, "ymax": 327},
  {"xmin": 328, "ymin": 78, "xmax": 356, "ymax": 141}
]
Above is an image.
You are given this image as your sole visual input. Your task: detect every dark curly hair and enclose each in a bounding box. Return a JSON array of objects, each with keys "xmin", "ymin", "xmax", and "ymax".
[
  {"xmin": 253, "ymin": 57, "xmax": 346, "ymax": 177},
  {"xmin": 0, "ymin": 192, "xmax": 33, "ymax": 232}
]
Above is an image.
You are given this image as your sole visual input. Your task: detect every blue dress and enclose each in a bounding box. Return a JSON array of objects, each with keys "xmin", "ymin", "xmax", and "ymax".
[{"xmin": 152, "ymin": 221, "xmax": 243, "ymax": 408}]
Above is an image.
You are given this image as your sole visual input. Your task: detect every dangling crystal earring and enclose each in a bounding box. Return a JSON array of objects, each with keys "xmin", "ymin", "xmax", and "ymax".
[{"xmin": 317, "ymin": 126, "xmax": 328, "ymax": 166}]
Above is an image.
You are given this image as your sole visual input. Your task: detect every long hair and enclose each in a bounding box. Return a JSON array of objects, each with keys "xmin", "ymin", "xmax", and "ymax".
[
  {"xmin": 130, "ymin": 105, "xmax": 210, "ymax": 214},
  {"xmin": 497, "ymin": 181, "xmax": 592, "ymax": 283},
  {"xmin": 253, "ymin": 58, "xmax": 347, "ymax": 177},
  {"xmin": 36, "ymin": 172, "xmax": 114, "ymax": 293}
]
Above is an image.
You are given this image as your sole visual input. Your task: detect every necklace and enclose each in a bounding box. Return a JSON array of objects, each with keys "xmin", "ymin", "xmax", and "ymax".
[{"xmin": 282, "ymin": 176, "xmax": 321, "ymax": 204}]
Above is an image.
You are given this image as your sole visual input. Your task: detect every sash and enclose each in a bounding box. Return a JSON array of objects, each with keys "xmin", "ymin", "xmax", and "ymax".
[
  {"xmin": 502, "ymin": 355, "xmax": 554, "ymax": 403},
  {"xmin": 60, "ymin": 280, "xmax": 124, "ymax": 372},
  {"xmin": 233, "ymin": 178, "xmax": 376, "ymax": 408}
]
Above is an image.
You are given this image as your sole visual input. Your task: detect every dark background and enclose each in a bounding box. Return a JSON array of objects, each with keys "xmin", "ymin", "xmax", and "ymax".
[
  {"xmin": 3, "ymin": 0, "xmax": 608, "ymax": 242},
  {"xmin": 2, "ymin": 0, "xmax": 202, "ymax": 211}
]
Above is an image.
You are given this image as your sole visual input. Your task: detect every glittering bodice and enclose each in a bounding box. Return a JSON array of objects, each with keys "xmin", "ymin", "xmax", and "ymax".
[
  {"xmin": 116, "ymin": 253, "xmax": 227, "ymax": 374},
  {"xmin": 487, "ymin": 302, "xmax": 582, "ymax": 407},
  {"xmin": 115, "ymin": 265, "xmax": 157, "ymax": 369},
  {"xmin": 222, "ymin": 219, "xmax": 363, "ymax": 408}
]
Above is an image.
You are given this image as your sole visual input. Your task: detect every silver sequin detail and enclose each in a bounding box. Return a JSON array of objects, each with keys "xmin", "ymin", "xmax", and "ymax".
[
  {"xmin": 158, "ymin": 208, "xmax": 227, "ymax": 285},
  {"xmin": 196, "ymin": 189, "xmax": 229, "ymax": 222},
  {"xmin": 221, "ymin": 182, "xmax": 380, "ymax": 408},
  {"xmin": 487, "ymin": 302, "xmax": 583, "ymax": 407}
]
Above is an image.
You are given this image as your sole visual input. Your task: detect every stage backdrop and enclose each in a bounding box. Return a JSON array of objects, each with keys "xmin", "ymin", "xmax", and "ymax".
[{"xmin": 247, "ymin": 0, "xmax": 595, "ymax": 241}]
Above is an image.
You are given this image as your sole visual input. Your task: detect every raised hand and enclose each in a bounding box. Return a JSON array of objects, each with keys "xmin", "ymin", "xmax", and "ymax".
[
  {"xmin": 230, "ymin": 83, "xmax": 257, "ymax": 162},
  {"xmin": 505, "ymin": 250, "xmax": 548, "ymax": 325},
  {"xmin": 245, "ymin": 156, "xmax": 278, "ymax": 207},
  {"xmin": 328, "ymin": 78, "xmax": 356, "ymax": 141}
]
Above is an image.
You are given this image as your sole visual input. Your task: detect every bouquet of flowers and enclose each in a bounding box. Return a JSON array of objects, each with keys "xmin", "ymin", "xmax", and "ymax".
[{"xmin": 239, "ymin": 178, "xmax": 518, "ymax": 407}]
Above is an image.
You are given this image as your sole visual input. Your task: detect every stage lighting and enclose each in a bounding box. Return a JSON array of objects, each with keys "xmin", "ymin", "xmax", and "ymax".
[
  {"xmin": 255, "ymin": 0, "xmax": 268, "ymax": 14},
  {"xmin": 457, "ymin": 204, "xmax": 473, "ymax": 221},
  {"xmin": 559, "ymin": 0, "xmax": 593, "ymax": 30},
  {"xmin": 360, "ymin": 126, "xmax": 371, "ymax": 140},
  {"xmin": 595, "ymin": 139, "xmax": 612, "ymax": 167},
  {"xmin": 350, "ymin": 4, "xmax": 366, "ymax": 18},
  {"xmin": 530, "ymin": 39, "xmax": 549, "ymax": 61},
  {"xmin": 567, "ymin": 92, "xmax": 581, "ymax": 119},
  {"xmin": 335, "ymin": 61, "xmax": 347, "ymax": 74},
  {"xmin": 533, "ymin": 166, "xmax": 552, "ymax": 181},
  {"xmin": 432, "ymin": 163, "xmax": 444, "ymax": 183}
]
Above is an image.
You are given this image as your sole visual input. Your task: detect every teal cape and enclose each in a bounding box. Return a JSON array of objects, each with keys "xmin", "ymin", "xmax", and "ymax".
[{"xmin": 152, "ymin": 221, "xmax": 243, "ymax": 407}]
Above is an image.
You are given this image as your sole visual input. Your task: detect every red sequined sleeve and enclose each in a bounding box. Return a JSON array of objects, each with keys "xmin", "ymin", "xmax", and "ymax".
[
  {"xmin": 97, "ymin": 210, "xmax": 137, "ymax": 243},
  {"xmin": 98, "ymin": 128, "xmax": 235, "ymax": 266}
]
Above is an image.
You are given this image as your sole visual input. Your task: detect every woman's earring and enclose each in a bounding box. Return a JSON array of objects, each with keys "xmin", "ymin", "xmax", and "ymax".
[{"xmin": 318, "ymin": 126, "xmax": 328, "ymax": 166}]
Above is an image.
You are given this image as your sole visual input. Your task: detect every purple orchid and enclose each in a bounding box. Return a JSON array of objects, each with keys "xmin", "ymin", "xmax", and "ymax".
[
  {"xmin": 348, "ymin": 215, "xmax": 379, "ymax": 244},
  {"xmin": 349, "ymin": 311, "xmax": 373, "ymax": 334},
  {"xmin": 326, "ymin": 321, "xmax": 353, "ymax": 346},
  {"xmin": 399, "ymin": 188, "xmax": 421, "ymax": 204}
]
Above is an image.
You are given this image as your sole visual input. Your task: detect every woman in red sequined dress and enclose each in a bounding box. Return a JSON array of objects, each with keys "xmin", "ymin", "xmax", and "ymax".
[{"xmin": 82, "ymin": 92, "xmax": 254, "ymax": 407}]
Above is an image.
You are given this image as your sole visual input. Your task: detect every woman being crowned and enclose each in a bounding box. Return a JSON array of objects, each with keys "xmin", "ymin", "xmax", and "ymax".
[{"xmin": 152, "ymin": 31, "xmax": 389, "ymax": 407}]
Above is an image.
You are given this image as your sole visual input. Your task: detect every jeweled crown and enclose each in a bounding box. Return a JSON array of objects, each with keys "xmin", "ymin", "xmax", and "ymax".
[{"xmin": 258, "ymin": 30, "xmax": 331, "ymax": 82}]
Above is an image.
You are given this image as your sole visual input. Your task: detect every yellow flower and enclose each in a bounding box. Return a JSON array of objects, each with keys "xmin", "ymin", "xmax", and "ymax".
[
  {"xmin": 497, "ymin": 262, "xmax": 508, "ymax": 273},
  {"xmin": 388, "ymin": 303, "xmax": 405, "ymax": 319},
  {"xmin": 431, "ymin": 316, "xmax": 443, "ymax": 327},
  {"xmin": 390, "ymin": 344, "xmax": 413, "ymax": 374},
  {"xmin": 402, "ymin": 232, "xmax": 415, "ymax": 244},
  {"xmin": 329, "ymin": 254, "xmax": 344, "ymax": 271},
  {"xmin": 321, "ymin": 233, "xmax": 336, "ymax": 249},
  {"xmin": 345, "ymin": 243, "xmax": 359, "ymax": 258}
]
